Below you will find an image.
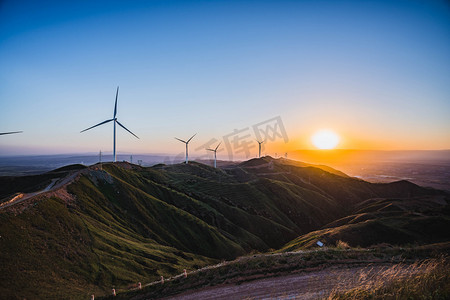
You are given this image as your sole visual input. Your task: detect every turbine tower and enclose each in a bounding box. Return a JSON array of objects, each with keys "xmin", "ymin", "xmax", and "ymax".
[
  {"xmin": 206, "ymin": 142, "xmax": 221, "ymax": 168},
  {"xmin": 81, "ymin": 87, "xmax": 139, "ymax": 162},
  {"xmin": 256, "ymin": 140, "xmax": 264, "ymax": 158},
  {"xmin": 175, "ymin": 133, "xmax": 196, "ymax": 164},
  {"xmin": 0, "ymin": 131, "xmax": 23, "ymax": 135}
]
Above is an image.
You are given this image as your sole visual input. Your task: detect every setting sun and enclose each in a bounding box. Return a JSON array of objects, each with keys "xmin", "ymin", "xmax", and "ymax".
[{"xmin": 311, "ymin": 130, "xmax": 340, "ymax": 149}]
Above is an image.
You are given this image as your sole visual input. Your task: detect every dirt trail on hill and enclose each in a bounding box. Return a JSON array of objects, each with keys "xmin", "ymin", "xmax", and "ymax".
[
  {"xmin": 164, "ymin": 264, "xmax": 421, "ymax": 300},
  {"xmin": 0, "ymin": 171, "xmax": 80, "ymax": 210}
]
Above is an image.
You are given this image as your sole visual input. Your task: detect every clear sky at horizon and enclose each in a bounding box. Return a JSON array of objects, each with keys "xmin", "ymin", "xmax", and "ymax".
[{"xmin": 1, "ymin": 0, "xmax": 449, "ymax": 159}]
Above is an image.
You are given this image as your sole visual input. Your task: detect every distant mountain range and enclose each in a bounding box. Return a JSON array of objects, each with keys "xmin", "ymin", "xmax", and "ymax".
[{"xmin": 0, "ymin": 157, "xmax": 448, "ymax": 299}]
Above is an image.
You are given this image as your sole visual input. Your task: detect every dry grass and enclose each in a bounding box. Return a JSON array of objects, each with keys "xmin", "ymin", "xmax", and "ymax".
[
  {"xmin": 335, "ymin": 240, "xmax": 351, "ymax": 249},
  {"xmin": 102, "ymin": 246, "xmax": 450, "ymax": 299},
  {"xmin": 327, "ymin": 257, "xmax": 450, "ymax": 299}
]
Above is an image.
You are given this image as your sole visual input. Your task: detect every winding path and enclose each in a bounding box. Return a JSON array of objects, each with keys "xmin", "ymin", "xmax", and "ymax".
[
  {"xmin": 164, "ymin": 264, "xmax": 420, "ymax": 300},
  {"xmin": 0, "ymin": 171, "xmax": 80, "ymax": 210}
]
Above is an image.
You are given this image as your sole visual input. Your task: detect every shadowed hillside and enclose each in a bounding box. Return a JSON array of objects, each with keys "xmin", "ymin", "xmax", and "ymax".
[
  {"xmin": 279, "ymin": 194, "xmax": 450, "ymax": 251},
  {"xmin": 0, "ymin": 157, "xmax": 447, "ymax": 299}
]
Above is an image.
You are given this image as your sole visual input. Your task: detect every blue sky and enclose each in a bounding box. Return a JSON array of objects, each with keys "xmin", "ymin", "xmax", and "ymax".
[{"xmin": 1, "ymin": 0, "xmax": 449, "ymax": 158}]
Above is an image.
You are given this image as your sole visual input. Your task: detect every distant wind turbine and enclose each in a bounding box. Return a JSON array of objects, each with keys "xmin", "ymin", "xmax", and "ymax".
[
  {"xmin": 81, "ymin": 87, "xmax": 139, "ymax": 163},
  {"xmin": 0, "ymin": 131, "xmax": 23, "ymax": 135},
  {"xmin": 175, "ymin": 133, "xmax": 196, "ymax": 164},
  {"xmin": 256, "ymin": 140, "xmax": 264, "ymax": 158},
  {"xmin": 206, "ymin": 142, "xmax": 221, "ymax": 168}
]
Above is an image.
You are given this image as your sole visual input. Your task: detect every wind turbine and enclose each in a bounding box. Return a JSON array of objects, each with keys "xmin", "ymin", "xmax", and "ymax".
[
  {"xmin": 81, "ymin": 87, "xmax": 139, "ymax": 163},
  {"xmin": 0, "ymin": 131, "xmax": 23, "ymax": 135},
  {"xmin": 175, "ymin": 133, "xmax": 196, "ymax": 164},
  {"xmin": 206, "ymin": 142, "xmax": 221, "ymax": 168},
  {"xmin": 256, "ymin": 140, "xmax": 264, "ymax": 158}
]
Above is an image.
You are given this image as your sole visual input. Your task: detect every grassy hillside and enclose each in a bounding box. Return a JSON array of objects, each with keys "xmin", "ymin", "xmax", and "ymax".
[
  {"xmin": 279, "ymin": 195, "xmax": 450, "ymax": 252},
  {"xmin": 0, "ymin": 157, "xmax": 446, "ymax": 298},
  {"xmin": 0, "ymin": 174, "xmax": 222, "ymax": 299}
]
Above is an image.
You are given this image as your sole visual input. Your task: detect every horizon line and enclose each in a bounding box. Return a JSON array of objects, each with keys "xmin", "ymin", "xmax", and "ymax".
[{"xmin": 1, "ymin": 148, "xmax": 450, "ymax": 158}]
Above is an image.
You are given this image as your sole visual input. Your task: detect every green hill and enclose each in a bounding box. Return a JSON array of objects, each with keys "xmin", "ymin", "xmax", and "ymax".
[
  {"xmin": 279, "ymin": 194, "xmax": 450, "ymax": 251},
  {"xmin": 0, "ymin": 157, "xmax": 446, "ymax": 299}
]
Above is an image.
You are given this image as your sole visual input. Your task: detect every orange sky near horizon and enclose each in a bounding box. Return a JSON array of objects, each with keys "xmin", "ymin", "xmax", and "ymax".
[{"xmin": 266, "ymin": 128, "xmax": 450, "ymax": 154}]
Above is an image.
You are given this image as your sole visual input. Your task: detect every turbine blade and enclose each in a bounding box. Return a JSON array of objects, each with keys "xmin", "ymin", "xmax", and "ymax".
[
  {"xmin": 0, "ymin": 131, "xmax": 23, "ymax": 135},
  {"xmin": 215, "ymin": 142, "xmax": 221, "ymax": 151},
  {"xmin": 206, "ymin": 148, "xmax": 214, "ymax": 152},
  {"xmin": 114, "ymin": 86, "xmax": 119, "ymax": 118},
  {"xmin": 80, "ymin": 119, "xmax": 114, "ymax": 133},
  {"xmin": 175, "ymin": 137, "xmax": 187, "ymax": 143},
  {"xmin": 187, "ymin": 133, "xmax": 196, "ymax": 143},
  {"xmin": 116, "ymin": 120, "xmax": 139, "ymax": 139}
]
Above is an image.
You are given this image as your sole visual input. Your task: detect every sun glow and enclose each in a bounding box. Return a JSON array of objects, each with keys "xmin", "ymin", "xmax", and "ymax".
[{"xmin": 311, "ymin": 130, "xmax": 340, "ymax": 149}]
